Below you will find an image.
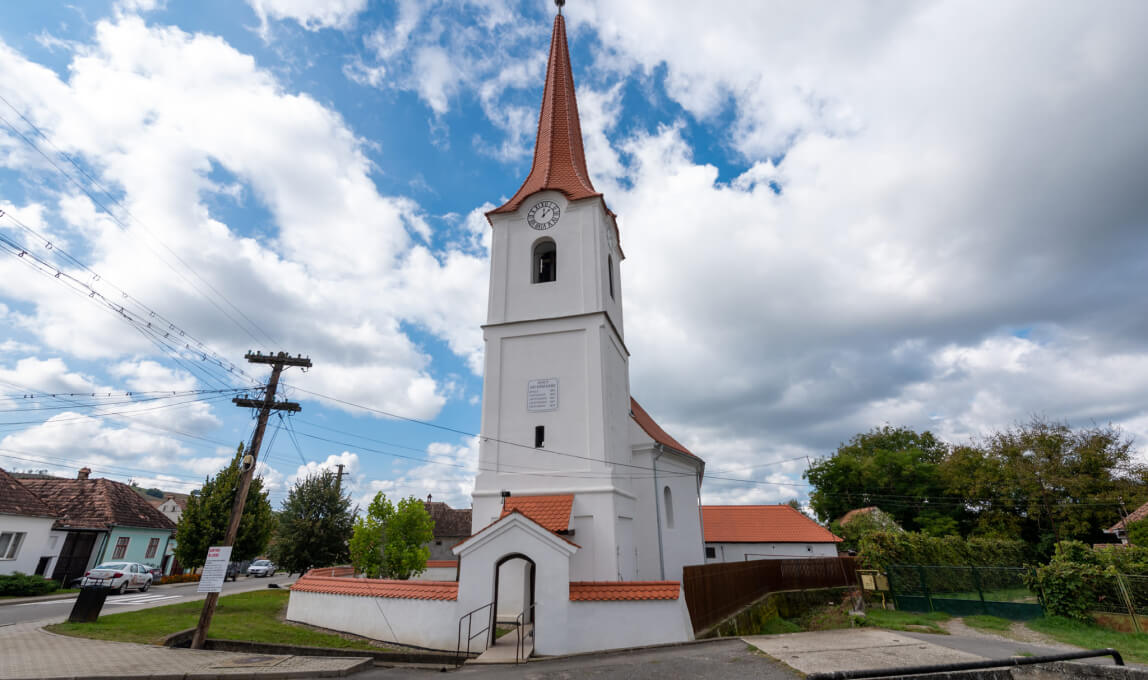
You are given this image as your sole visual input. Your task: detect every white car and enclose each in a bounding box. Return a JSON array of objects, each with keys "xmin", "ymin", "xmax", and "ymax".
[
  {"xmin": 81, "ymin": 562, "xmax": 154, "ymax": 594},
  {"xmin": 246, "ymin": 559, "xmax": 276, "ymax": 577}
]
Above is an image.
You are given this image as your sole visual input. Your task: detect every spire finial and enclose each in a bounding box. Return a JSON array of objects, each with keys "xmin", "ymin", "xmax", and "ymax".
[{"xmin": 555, "ymin": 0, "xmax": 565, "ymax": 15}]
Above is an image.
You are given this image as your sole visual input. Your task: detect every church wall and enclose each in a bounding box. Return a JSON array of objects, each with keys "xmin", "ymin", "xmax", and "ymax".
[{"xmin": 630, "ymin": 440, "xmax": 705, "ymax": 582}]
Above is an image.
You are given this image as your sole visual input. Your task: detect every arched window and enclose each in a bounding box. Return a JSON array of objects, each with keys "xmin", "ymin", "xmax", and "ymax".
[
  {"xmin": 607, "ymin": 255, "xmax": 614, "ymax": 299},
  {"xmin": 663, "ymin": 485, "xmax": 674, "ymax": 529},
  {"xmin": 533, "ymin": 239, "xmax": 556, "ymax": 283}
]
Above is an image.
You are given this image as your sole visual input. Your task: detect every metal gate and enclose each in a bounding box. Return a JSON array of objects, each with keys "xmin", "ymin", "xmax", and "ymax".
[{"xmin": 887, "ymin": 564, "xmax": 1044, "ymax": 620}]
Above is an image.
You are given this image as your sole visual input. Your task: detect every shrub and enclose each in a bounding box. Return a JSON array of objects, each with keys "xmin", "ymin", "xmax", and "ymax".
[
  {"xmin": 1049, "ymin": 540, "xmax": 1100, "ymax": 566},
  {"xmin": 0, "ymin": 572, "xmax": 60, "ymax": 597},
  {"xmin": 858, "ymin": 531, "xmax": 1026, "ymax": 569},
  {"xmin": 1024, "ymin": 562, "xmax": 1105, "ymax": 621},
  {"xmin": 158, "ymin": 573, "xmax": 200, "ymax": 585}
]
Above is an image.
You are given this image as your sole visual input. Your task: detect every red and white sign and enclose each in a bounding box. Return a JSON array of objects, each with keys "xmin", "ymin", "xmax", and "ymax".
[{"xmin": 197, "ymin": 545, "xmax": 233, "ymax": 593}]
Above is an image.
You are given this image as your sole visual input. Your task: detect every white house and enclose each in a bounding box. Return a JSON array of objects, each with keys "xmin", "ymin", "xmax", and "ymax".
[
  {"xmin": 702, "ymin": 505, "xmax": 842, "ymax": 563},
  {"xmin": 289, "ymin": 9, "xmax": 703, "ymax": 657},
  {"xmin": 0, "ymin": 467, "xmax": 64, "ymax": 578}
]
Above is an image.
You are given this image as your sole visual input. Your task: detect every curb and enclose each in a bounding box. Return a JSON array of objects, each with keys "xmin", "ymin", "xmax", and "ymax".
[
  {"xmin": 525, "ymin": 634, "xmax": 733, "ymax": 663},
  {"xmin": 0, "ymin": 592, "xmax": 80, "ymax": 607}
]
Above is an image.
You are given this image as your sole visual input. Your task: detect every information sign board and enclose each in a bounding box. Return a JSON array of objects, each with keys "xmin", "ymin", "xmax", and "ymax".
[
  {"xmin": 197, "ymin": 545, "xmax": 233, "ymax": 593},
  {"xmin": 527, "ymin": 378, "xmax": 559, "ymax": 412}
]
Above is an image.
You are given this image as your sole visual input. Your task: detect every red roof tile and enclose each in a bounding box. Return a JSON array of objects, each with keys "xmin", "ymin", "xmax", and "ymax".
[
  {"xmin": 702, "ymin": 505, "xmax": 842, "ymax": 544},
  {"xmin": 0, "ymin": 468, "xmax": 57, "ymax": 519},
  {"xmin": 489, "ymin": 14, "xmax": 601, "ymax": 216},
  {"xmin": 21, "ymin": 477, "xmax": 176, "ymax": 531},
  {"xmin": 291, "ymin": 574, "xmax": 458, "ymax": 601},
  {"xmin": 425, "ymin": 560, "xmax": 458, "ymax": 569},
  {"xmin": 569, "ymin": 581, "xmax": 680, "ymax": 601},
  {"xmin": 838, "ymin": 506, "xmax": 880, "ymax": 526},
  {"xmin": 424, "ymin": 500, "xmax": 472, "ymax": 538},
  {"xmin": 630, "ymin": 399, "xmax": 698, "ymax": 460},
  {"xmin": 500, "ymin": 494, "xmax": 574, "ymax": 533},
  {"xmin": 1109, "ymin": 500, "xmax": 1148, "ymax": 533}
]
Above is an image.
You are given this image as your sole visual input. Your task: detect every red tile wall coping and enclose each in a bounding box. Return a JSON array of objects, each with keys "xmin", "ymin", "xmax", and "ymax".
[
  {"xmin": 569, "ymin": 581, "xmax": 681, "ymax": 601},
  {"xmin": 425, "ymin": 560, "xmax": 459, "ymax": 568},
  {"xmin": 291, "ymin": 574, "xmax": 459, "ymax": 601},
  {"xmin": 303, "ymin": 566, "xmax": 355, "ymax": 578}
]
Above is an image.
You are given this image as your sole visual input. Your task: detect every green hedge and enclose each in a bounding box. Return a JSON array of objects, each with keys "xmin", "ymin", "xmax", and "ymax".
[
  {"xmin": 0, "ymin": 572, "xmax": 60, "ymax": 596},
  {"xmin": 1023, "ymin": 561, "xmax": 1104, "ymax": 621},
  {"xmin": 859, "ymin": 531, "xmax": 1026, "ymax": 569}
]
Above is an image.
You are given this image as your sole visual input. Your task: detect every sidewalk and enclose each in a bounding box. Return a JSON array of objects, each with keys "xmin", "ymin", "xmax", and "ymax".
[{"xmin": 0, "ymin": 620, "xmax": 370, "ymax": 679}]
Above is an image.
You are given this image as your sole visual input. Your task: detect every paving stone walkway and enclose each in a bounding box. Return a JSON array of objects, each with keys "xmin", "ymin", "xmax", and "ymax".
[{"xmin": 0, "ymin": 620, "xmax": 369, "ymax": 679}]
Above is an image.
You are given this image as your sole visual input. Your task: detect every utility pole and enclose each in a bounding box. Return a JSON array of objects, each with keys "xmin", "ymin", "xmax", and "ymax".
[
  {"xmin": 190, "ymin": 351, "xmax": 311, "ymax": 650},
  {"xmin": 335, "ymin": 463, "xmax": 346, "ymax": 495}
]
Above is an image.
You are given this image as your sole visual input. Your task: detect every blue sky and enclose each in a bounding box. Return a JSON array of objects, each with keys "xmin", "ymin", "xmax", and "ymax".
[{"xmin": 1, "ymin": 0, "xmax": 1147, "ymax": 513}]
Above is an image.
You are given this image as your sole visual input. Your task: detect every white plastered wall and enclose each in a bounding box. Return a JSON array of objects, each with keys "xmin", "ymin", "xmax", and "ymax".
[
  {"xmin": 563, "ymin": 595, "xmax": 694, "ymax": 655},
  {"xmin": 0, "ymin": 514, "xmax": 57, "ymax": 576},
  {"xmin": 705, "ymin": 542, "xmax": 839, "ymax": 562},
  {"xmin": 286, "ymin": 591, "xmax": 459, "ymax": 651},
  {"xmin": 631, "ymin": 435, "xmax": 705, "ymax": 583}
]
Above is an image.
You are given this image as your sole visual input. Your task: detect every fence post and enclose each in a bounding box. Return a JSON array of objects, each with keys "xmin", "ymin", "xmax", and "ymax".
[
  {"xmin": 1114, "ymin": 572, "xmax": 1142, "ymax": 634},
  {"xmin": 970, "ymin": 566, "xmax": 987, "ymax": 616},
  {"xmin": 917, "ymin": 565, "xmax": 934, "ymax": 612}
]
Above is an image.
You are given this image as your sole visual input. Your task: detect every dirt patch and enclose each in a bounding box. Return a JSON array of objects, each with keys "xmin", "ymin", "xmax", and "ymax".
[{"xmin": 942, "ymin": 617, "xmax": 1078, "ymax": 650}]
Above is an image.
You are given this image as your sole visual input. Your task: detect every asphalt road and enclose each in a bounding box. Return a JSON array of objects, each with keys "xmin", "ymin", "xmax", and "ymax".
[{"xmin": 0, "ymin": 573, "xmax": 296, "ymax": 627}]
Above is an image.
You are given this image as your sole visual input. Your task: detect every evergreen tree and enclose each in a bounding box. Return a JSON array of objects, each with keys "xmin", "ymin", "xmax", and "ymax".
[
  {"xmin": 270, "ymin": 470, "xmax": 353, "ymax": 575},
  {"xmin": 173, "ymin": 444, "xmax": 275, "ymax": 569},
  {"xmin": 350, "ymin": 492, "xmax": 434, "ymax": 579}
]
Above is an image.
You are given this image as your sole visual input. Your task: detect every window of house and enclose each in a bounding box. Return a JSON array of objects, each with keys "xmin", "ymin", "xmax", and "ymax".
[
  {"xmin": 112, "ymin": 536, "xmax": 130, "ymax": 559},
  {"xmin": 0, "ymin": 531, "xmax": 26, "ymax": 560},
  {"xmin": 663, "ymin": 486, "xmax": 674, "ymax": 529},
  {"xmin": 533, "ymin": 239, "xmax": 556, "ymax": 283},
  {"xmin": 145, "ymin": 538, "xmax": 160, "ymax": 559},
  {"xmin": 705, "ymin": 546, "xmax": 716, "ymax": 559},
  {"xmin": 535, "ymin": 425, "xmax": 545, "ymax": 448},
  {"xmin": 607, "ymin": 255, "xmax": 614, "ymax": 299}
]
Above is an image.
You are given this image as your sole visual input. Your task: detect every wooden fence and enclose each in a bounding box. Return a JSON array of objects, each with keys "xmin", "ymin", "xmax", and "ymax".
[{"xmin": 682, "ymin": 556, "xmax": 859, "ymax": 633}]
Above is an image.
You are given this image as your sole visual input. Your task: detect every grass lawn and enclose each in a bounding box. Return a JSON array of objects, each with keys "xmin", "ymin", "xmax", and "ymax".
[
  {"xmin": 963, "ymin": 615, "xmax": 1013, "ymax": 633},
  {"xmin": 1027, "ymin": 617, "xmax": 1148, "ymax": 664},
  {"xmin": 864, "ymin": 609, "xmax": 950, "ymax": 635},
  {"xmin": 47, "ymin": 589, "xmax": 388, "ymax": 651}
]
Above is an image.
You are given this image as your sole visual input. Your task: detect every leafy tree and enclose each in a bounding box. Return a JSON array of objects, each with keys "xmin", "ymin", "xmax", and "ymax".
[
  {"xmin": 941, "ymin": 418, "xmax": 1148, "ymax": 553},
  {"xmin": 1127, "ymin": 519, "xmax": 1148, "ymax": 548},
  {"xmin": 270, "ymin": 470, "xmax": 353, "ymax": 575},
  {"xmin": 173, "ymin": 444, "xmax": 275, "ymax": 569},
  {"xmin": 350, "ymin": 492, "xmax": 434, "ymax": 579},
  {"xmin": 830, "ymin": 507, "xmax": 902, "ymax": 552},
  {"xmin": 805, "ymin": 426, "xmax": 962, "ymax": 533}
]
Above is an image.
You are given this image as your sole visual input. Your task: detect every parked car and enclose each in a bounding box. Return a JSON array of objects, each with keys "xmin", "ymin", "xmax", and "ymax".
[
  {"xmin": 246, "ymin": 559, "xmax": 276, "ymax": 577},
  {"xmin": 81, "ymin": 562, "xmax": 154, "ymax": 594}
]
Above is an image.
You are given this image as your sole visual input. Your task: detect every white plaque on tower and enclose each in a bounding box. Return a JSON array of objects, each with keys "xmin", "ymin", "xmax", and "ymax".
[{"xmin": 527, "ymin": 378, "xmax": 559, "ymax": 412}]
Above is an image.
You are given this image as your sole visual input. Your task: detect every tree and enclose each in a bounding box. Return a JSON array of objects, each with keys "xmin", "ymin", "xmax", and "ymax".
[
  {"xmin": 805, "ymin": 426, "xmax": 963, "ymax": 534},
  {"xmin": 350, "ymin": 492, "xmax": 434, "ymax": 579},
  {"xmin": 830, "ymin": 507, "xmax": 903, "ymax": 552},
  {"xmin": 270, "ymin": 470, "xmax": 353, "ymax": 575},
  {"xmin": 173, "ymin": 444, "xmax": 275, "ymax": 569},
  {"xmin": 1127, "ymin": 519, "xmax": 1148, "ymax": 548}
]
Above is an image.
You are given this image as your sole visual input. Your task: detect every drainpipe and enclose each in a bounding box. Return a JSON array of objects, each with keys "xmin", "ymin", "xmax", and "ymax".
[{"xmin": 652, "ymin": 446, "xmax": 666, "ymax": 581}]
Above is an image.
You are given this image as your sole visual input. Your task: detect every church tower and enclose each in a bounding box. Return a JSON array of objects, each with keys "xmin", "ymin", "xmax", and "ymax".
[{"xmin": 471, "ymin": 9, "xmax": 635, "ymax": 582}]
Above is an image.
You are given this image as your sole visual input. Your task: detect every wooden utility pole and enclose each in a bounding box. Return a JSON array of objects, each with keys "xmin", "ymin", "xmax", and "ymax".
[
  {"xmin": 190, "ymin": 351, "xmax": 311, "ymax": 650},
  {"xmin": 335, "ymin": 463, "xmax": 346, "ymax": 495}
]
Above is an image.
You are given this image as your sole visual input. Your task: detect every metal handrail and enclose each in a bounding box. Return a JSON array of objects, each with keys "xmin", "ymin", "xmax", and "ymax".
[
  {"xmin": 515, "ymin": 602, "xmax": 537, "ymax": 664},
  {"xmin": 806, "ymin": 648, "xmax": 1125, "ymax": 680},
  {"xmin": 455, "ymin": 601, "xmax": 493, "ymax": 666}
]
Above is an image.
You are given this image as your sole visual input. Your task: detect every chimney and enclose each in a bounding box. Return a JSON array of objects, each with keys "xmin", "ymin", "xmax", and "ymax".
[{"xmin": 77, "ymin": 467, "xmax": 91, "ymax": 480}]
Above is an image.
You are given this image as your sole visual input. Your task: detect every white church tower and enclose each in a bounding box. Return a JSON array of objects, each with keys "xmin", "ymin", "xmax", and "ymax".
[{"xmin": 470, "ymin": 6, "xmax": 704, "ymax": 590}]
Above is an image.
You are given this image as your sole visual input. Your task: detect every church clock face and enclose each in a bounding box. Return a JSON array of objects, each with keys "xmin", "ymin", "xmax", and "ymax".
[{"xmin": 527, "ymin": 200, "xmax": 561, "ymax": 230}]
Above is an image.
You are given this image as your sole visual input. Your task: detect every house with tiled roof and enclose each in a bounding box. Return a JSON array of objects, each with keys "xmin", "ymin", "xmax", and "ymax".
[
  {"xmin": 0, "ymin": 467, "xmax": 64, "ymax": 577},
  {"xmin": 422, "ymin": 495, "xmax": 471, "ymax": 562},
  {"xmin": 1105, "ymin": 500, "xmax": 1148, "ymax": 544},
  {"xmin": 702, "ymin": 505, "xmax": 843, "ymax": 563},
  {"xmin": 20, "ymin": 468, "xmax": 178, "ymax": 585},
  {"xmin": 148, "ymin": 492, "xmax": 189, "ymax": 525},
  {"xmin": 288, "ymin": 8, "xmax": 700, "ymax": 657}
]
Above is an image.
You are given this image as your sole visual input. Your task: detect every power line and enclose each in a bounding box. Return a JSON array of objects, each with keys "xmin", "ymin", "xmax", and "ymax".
[{"xmin": 0, "ymin": 96, "xmax": 278, "ymax": 348}]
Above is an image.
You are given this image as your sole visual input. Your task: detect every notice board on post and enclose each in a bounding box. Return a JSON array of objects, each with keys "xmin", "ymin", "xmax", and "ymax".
[{"xmin": 197, "ymin": 545, "xmax": 232, "ymax": 593}]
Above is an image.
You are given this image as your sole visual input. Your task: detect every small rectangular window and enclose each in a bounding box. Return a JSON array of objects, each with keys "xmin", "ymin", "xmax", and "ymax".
[
  {"xmin": 0, "ymin": 532, "xmax": 26, "ymax": 560},
  {"xmin": 145, "ymin": 538, "xmax": 160, "ymax": 559},
  {"xmin": 534, "ymin": 425, "xmax": 545, "ymax": 448},
  {"xmin": 705, "ymin": 546, "xmax": 716, "ymax": 559},
  {"xmin": 112, "ymin": 536, "xmax": 130, "ymax": 559}
]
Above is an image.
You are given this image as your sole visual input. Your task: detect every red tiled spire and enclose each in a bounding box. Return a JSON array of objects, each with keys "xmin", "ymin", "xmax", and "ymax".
[{"xmin": 489, "ymin": 13, "xmax": 600, "ymax": 215}]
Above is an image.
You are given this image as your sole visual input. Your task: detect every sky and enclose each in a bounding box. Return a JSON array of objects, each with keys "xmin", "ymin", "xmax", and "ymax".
[{"xmin": 1, "ymin": 0, "xmax": 1146, "ymax": 514}]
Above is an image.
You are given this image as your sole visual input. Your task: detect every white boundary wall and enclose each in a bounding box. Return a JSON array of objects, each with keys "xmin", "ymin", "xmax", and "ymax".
[
  {"xmin": 561, "ymin": 595, "xmax": 693, "ymax": 655},
  {"xmin": 286, "ymin": 590, "xmax": 460, "ymax": 651}
]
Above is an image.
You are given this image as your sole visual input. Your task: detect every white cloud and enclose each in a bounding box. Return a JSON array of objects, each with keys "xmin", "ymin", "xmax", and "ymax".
[{"xmin": 248, "ymin": 0, "xmax": 368, "ymax": 35}]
